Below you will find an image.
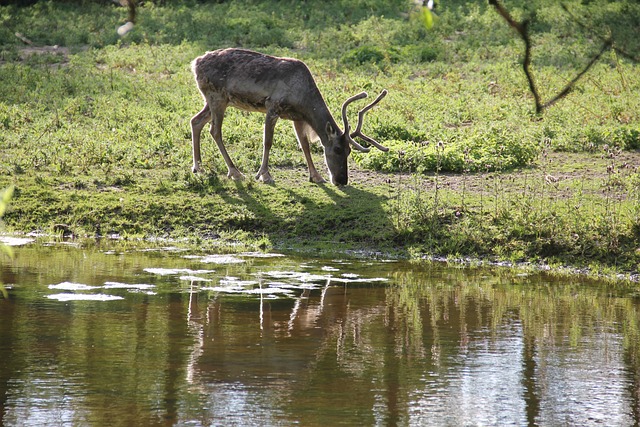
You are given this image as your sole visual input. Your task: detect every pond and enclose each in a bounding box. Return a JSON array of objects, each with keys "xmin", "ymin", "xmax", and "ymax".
[{"xmin": 1, "ymin": 239, "xmax": 640, "ymax": 426}]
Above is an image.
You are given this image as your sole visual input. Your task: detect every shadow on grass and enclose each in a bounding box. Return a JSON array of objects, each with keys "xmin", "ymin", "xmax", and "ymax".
[{"xmin": 194, "ymin": 172, "xmax": 395, "ymax": 251}]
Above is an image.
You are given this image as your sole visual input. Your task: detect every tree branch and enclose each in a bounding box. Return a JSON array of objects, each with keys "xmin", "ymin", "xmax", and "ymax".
[
  {"xmin": 560, "ymin": 3, "xmax": 639, "ymax": 63},
  {"xmin": 488, "ymin": 0, "xmax": 615, "ymax": 114},
  {"xmin": 487, "ymin": 0, "xmax": 542, "ymax": 112},
  {"xmin": 541, "ymin": 39, "xmax": 612, "ymax": 110}
]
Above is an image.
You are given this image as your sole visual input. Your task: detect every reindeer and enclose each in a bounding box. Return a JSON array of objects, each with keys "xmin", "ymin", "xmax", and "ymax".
[{"xmin": 190, "ymin": 48, "xmax": 388, "ymax": 185}]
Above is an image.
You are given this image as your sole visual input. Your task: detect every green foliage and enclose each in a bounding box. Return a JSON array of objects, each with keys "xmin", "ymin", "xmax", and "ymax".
[
  {"xmin": 355, "ymin": 127, "xmax": 540, "ymax": 174},
  {"xmin": 342, "ymin": 45, "xmax": 388, "ymax": 65},
  {"xmin": 0, "ymin": 185, "xmax": 13, "ymax": 218}
]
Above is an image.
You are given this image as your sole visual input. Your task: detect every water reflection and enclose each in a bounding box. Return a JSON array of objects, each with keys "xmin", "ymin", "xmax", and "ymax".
[{"xmin": 1, "ymin": 242, "xmax": 640, "ymax": 426}]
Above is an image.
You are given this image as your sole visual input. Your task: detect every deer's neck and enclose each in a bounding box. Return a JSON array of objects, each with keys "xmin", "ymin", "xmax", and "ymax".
[{"xmin": 306, "ymin": 100, "xmax": 342, "ymax": 143}]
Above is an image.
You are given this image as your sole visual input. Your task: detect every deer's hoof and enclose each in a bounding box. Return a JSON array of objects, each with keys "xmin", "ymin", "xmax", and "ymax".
[
  {"xmin": 256, "ymin": 172, "xmax": 275, "ymax": 184},
  {"xmin": 227, "ymin": 169, "xmax": 245, "ymax": 181},
  {"xmin": 309, "ymin": 175, "xmax": 326, "ymax": 184}
]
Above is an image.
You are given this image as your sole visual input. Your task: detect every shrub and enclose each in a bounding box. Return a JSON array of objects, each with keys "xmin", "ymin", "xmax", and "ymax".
[{"xmin": 354, "ymin": 127, "xmax": 540, "ymax": 173}]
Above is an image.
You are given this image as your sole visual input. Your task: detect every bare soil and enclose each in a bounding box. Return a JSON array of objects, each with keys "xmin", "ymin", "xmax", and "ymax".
[{"xmin": 350, "ymin": 151, "xmax": 640, "ymax": 202}]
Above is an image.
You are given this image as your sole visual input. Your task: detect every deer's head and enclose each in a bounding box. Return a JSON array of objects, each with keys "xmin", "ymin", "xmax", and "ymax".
[
  {"xmin": 323, "ymin": 123, "xmax": 351, "ymax": 185},
  {"xmin": 323, "ymin": 90, "xmax": 389, "ymax": 186}
]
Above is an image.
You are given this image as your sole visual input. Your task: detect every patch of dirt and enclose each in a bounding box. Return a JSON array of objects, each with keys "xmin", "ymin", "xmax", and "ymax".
[
  {"xmin": 349, "ymin": 150, "xmax": 640, "ymax": 200},
  {"xmin": 19, "ymin": 45, "xmax": 69, "ymax": 57},
  {"xmin": 1, "ymin": 39, "xmax": 78, "ymax": 67}
]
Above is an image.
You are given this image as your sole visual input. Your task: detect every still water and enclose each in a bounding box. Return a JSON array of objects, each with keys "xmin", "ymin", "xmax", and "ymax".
[{"xmin": 1, "ymin": 240, "xmax": 640, "ymax": 426}]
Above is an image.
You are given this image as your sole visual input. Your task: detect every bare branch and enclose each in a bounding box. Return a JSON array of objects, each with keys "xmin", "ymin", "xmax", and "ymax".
[
  {"xmin": 488, "ymin": 0, "xmax": 542, "ymax": 113},
  {"xmin": 561, "ymin": 3, "xmax": 639, "ymax": 63},
  {"xmin": 542, "ymin": 39, "xmax": 612, "ymax": 110},
  {"xmin": 488, "ymin": 0, "xmax": 617, "ymax": 114}
]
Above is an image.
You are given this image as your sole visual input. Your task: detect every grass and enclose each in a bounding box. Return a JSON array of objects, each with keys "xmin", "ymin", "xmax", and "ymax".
[{"xmin": 0, "ymin": 0, "xmax": 638, "ymax": 279}]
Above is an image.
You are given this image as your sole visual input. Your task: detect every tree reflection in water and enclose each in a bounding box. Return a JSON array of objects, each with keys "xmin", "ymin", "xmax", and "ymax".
[{"xmin": 182, "ymin": 266, "xmax": 640, "ymax": 426}]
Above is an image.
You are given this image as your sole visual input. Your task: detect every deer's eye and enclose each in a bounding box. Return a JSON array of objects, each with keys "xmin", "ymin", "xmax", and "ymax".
[{"xmin": 333, "ymin": 146, "xmax": 344, "ymax": 155}]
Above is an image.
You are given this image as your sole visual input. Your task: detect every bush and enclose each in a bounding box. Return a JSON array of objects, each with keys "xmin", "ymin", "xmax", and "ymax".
[{"xmin": 354, "ymin": 127, "xmax": 540, "ymax": 174}]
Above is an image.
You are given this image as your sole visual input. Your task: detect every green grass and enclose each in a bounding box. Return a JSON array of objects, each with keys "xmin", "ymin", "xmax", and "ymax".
[{"xmin": 0, "ymin": 0, "xmax": 639, "ymax": 278}]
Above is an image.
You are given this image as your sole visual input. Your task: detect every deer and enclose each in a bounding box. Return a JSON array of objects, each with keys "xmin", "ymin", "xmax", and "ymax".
[{"xmin": 189, "ymin": 48, "xmax": 388, "ymax": 186}]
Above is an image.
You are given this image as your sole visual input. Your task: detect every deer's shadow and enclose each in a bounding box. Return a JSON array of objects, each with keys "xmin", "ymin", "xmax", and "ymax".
[{"xmin": 208, "ymin": 168, "xmax": 394, "ymax": 251}]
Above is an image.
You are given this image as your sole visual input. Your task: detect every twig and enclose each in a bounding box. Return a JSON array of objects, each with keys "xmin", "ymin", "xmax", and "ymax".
[
  {"xmin": 561, "ymin": 3, "xmax": 639, "ymax": 63},
  {"xmin": 541, "ymin": 40, "xmax": 612, "ymax": 110},
  {"xmin": 488, "ymin": 0, "xmax": 616, "ymax": 114},
  {"xmin": 15, "ymin": 32, "xmax": 33, "ymax": 45},
  {"xmin": 487, "ymin": 0, "xmax": 542, "ymax": 112}
]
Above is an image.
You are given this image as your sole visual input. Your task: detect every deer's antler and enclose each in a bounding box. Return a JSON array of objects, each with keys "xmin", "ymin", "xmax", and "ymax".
[
  {"xmin": 341, "ymin": 92, "xmax": 370, "ymax": 153},
  {"xmin": 350, "ymin": 90, "xmax": 388, "ymax": 152},
  {"xmin": 341, "ymin": 91, "xmax": 367, "ymax": 145},
  {"xmin": 341, "ymin": 90, "xmax": 388, "ymax": 153}
]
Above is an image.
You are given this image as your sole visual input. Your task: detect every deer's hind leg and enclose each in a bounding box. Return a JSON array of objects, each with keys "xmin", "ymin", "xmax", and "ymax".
[{"xmin": 190, "ymin": 105, "xmax": 211, "ymax": 173}]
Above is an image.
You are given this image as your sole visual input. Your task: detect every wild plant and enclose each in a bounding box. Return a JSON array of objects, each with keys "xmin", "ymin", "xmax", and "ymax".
[
  {"xmin": 491, "ymin": 144, "xmax": 507, "ymax": 221},
  {"xmin": 460, "ymin": 146, "xmax": 471, "ymax": 212},
  {"xmin": 539, "ymin": 137, "xmax": 553, "ymax": 213},
  {"xmin": 630, "ymin": 169, "xmax": 640, "ymax": 234},
  {"xmin": 432, "ymin": 140, "xmax": 444, "ymax": 219},
  {"xmin": 391, "ymin": 149, "xmax": 406, "ymax": 231}
]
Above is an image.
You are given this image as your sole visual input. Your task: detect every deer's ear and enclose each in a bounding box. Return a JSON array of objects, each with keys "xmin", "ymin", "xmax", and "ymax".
[{"xmin": 325, "ymin": 122, "xmax": 338, "ymax": 139}]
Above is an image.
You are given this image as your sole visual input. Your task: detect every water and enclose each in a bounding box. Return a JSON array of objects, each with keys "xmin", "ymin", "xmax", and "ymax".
[{"xmin": 1, "ymin": 240, "xmax": 640, "ymax": 426}]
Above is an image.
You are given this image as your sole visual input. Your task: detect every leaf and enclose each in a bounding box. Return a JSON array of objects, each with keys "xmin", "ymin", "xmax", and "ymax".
[
  {"xmin": 0, "ymin": 185, "xmax": 14, "ymax": 217},
  {"xmin": 420, "ymin": 6, "xmax": 434, "ymax": 30}
]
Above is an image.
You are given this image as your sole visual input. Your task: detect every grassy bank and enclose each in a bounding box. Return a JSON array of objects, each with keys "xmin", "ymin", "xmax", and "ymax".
[{"xmin": 0, "ymin": 0, "xmax": 639, "ymax": 277}]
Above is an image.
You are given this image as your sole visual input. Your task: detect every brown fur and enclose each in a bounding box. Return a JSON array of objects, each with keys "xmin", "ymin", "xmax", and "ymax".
[{"xmin": 190, "ymin": 48, "xmax": 386, "ymax": 185}]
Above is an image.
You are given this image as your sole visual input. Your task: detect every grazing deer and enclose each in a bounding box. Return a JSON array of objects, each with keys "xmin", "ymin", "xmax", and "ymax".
[{"xmin": 190, "ymin": 48, "xmax": 388, "ymax": 185}]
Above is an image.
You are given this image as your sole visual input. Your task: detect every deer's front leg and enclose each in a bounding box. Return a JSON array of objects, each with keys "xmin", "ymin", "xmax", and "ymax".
[
  {"xmin": 210, "ymin": 107, "xmax": 244, "ymax": 180},
  {"xmin": 190, "ymin": 105, "xmax": 211, "ymax": 173},
  {"xmin": 294, "ymin": 121, "xmax": 325, "ymax": 184},
  {"xmin": 255, "ymin": 111, "xmax": 278, "ymax": 184}
]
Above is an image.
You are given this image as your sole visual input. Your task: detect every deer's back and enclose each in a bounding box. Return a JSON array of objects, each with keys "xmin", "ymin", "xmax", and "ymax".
[{"xmin": 192, "ymin": 48, "xmax": 318, "ymax": 115}]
